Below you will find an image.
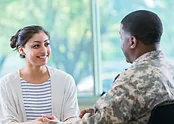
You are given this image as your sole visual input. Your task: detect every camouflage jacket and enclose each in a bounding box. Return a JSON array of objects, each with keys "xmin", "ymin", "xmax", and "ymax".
[{"xmin": 58, "ymin": 50, "xmax": 174, "ymax": 124}]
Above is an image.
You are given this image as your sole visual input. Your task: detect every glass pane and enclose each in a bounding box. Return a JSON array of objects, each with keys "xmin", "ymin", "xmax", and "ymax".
[
  {"xmin": 99, "ymin": 0, "xmax": 174, "ymax": 92},
  {"xmin": 0, "ymin": 0, "xmax": 94, "ymax": 96}
]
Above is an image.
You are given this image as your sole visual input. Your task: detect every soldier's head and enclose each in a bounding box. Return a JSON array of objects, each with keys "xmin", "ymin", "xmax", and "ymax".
[{"xmin": 119, "ymin": 10, "xmax": 163, "ymax": 63}]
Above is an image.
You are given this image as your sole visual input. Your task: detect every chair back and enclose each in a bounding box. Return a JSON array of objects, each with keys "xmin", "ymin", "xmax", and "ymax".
[{"xmin": 148, "ymin": 100, "xmax": 174, "ymax": 124}]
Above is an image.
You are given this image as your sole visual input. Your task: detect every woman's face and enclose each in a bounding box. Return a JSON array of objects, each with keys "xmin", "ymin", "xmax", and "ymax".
[{"xmin": 20, "ymin": 31, "xmax": 51, "ymax": 67}]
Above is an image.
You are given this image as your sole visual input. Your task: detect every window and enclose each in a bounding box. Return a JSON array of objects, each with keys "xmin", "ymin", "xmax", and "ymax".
[
  {"xmin": 99, "ymin": 0, "xmax": 174, "ymax": 94},
  {"xmin": 0, "ymin": 0, "xmax": 174, "ymax": 98},
  {"xmin": 0, "ymin": 0, "xmax": 94, "ymax": 96}
]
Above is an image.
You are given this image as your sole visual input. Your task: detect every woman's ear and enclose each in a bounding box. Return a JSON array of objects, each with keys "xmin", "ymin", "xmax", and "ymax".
[
  {"xmin": 129, "ymin": 36, "xmax": 137, "ymax": 49},
  {"xmin": 18, "ymin": 46, "xmax": 26, "ymax": 56}
]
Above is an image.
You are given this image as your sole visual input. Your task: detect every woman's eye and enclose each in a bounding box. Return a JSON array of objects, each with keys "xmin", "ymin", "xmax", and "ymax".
[
  {"xmin": 45, "ymin": 42, "xmax": 50, "ymax": 47},
  {"xmin": 33, "ymin": 44, "xmax": 40, "ymax": 48}
]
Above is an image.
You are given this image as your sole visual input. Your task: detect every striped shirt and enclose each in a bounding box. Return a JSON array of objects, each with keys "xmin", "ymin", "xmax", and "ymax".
[{"xmin": 21, "ymin": 78, "xmax": 52, "ymax": 121}]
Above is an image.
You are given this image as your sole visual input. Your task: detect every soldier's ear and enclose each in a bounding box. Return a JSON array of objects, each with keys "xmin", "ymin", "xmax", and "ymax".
[{"xmin": 129, "ymin": 36, "xmax": 137, "ymax": 49}]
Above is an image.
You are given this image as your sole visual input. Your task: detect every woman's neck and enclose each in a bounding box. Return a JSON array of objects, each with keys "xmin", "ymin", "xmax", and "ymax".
[
  {"xmin": 22, "ymin": 65, "xmax": 47, "ymax": 77},
  {"xmin": 20, "ymin": 65, "xmax": 49, "ymax": 84}
]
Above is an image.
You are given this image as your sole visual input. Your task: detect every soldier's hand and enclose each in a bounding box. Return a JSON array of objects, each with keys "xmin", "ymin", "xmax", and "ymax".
[{"xmin": 79, "ymin": 108, "xmax": 94, "ymax": 118}]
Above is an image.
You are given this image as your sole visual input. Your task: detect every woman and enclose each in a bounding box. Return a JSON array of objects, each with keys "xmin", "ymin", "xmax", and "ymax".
[{"xmin": 0, "ymin": 25, "xmax": 79, "ymax": 124}]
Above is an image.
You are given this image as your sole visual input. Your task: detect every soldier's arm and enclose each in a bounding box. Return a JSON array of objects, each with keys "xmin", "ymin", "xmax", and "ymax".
[{"xmin": 83, "ymin": 81, "xmax": 137, "ymax": 124}]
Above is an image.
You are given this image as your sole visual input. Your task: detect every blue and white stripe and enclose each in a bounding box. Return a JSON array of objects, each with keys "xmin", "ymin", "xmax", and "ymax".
[{"xmin": 21, "ymin": 78, "xmax": 52, "ymax": 121}]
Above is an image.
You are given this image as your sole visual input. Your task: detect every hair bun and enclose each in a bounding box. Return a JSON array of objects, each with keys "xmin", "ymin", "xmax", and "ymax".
[
  {"xmin": 10, "ymin": 29, "xmax": 21, "ymax": 49},
  {"xmin": 10, "ymin": 35, "xmax": 17, "ymax": 48}
]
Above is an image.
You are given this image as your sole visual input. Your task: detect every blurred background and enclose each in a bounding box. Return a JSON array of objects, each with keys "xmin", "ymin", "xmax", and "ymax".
[{"xmin": 0, "ymin": 0, "xmax": 174, "ymax": 109}]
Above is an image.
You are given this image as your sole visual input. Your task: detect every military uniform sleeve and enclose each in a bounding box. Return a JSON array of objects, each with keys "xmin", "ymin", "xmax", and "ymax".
[{"xmin": 86, "ymin": 80, "xmax": 137, "ymax": 124}]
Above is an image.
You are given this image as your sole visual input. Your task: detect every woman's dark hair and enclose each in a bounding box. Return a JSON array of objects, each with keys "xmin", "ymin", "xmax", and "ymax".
[
  {"xmin": 121, "ymin": 10, "xmax": 163, "ymax": 45},
  {"xmin": 10, "ymin": 25, "xmax": 50, "ymax": 58}
]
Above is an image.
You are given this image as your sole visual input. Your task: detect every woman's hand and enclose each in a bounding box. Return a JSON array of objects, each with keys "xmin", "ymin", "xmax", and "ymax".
[
  {"xmin": 30, "ymin": 121, "xmax": 43, "ymax": 124},
  {"xmin": 30, "ymin": 117, "xmax": 43, "ymax": 124},
  {"xmin": 42, "ymin": 115, "xmax": 58, "ymax": 123}
]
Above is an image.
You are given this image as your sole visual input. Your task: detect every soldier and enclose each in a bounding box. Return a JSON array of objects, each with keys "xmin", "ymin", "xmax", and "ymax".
[{"xmin": 37, "ymin": 10, "xmax": 174, "ymax": 124}]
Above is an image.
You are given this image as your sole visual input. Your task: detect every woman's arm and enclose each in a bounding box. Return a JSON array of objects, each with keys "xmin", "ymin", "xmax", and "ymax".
[
  {"xmin": 0, "ymin": 78, "xmax": 44, "ymax": 124},
  {"xmin": 9, "ymin": 117, "xmax": 43, "ymax": 124},
  {"xmin": 0, "ymin": 81, "xmax": 19, "ymax": 123},
  {"xmin": 10, "ymin": 121, "xmax": 41, "ymax": 124},
  {"xmin": 61, "ymin": 75, "xmax": 79, "ymax": 122}
]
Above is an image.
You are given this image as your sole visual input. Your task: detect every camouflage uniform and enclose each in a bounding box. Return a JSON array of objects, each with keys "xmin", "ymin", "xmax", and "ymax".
[{"xmin": 57, "ymin": 50, "xmax": 174, "ymax": 124}]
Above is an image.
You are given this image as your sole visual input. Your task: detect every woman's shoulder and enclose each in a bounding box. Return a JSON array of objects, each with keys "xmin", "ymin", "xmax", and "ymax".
[
  {"xmin": 0, "ymin": 71, "xmax": 19, "ymax": 85},
  {"xmin": 47, "ymin": 66, "xmax": 75, "ymax": 87},
  {"xmin": 47, "ymin": 66, "xmax": 72, "ymax": 78}
]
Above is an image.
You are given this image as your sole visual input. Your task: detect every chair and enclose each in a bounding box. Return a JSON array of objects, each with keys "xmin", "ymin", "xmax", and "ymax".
[{"xmin": 148, "ymin": 100, "xmax": 174, "ymax": 124}]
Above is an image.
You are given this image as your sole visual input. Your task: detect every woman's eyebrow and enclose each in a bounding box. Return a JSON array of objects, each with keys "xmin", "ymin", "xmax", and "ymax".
[{"xmin": 31, "ymin": 39, "xmax": 49, "ymax": 44}]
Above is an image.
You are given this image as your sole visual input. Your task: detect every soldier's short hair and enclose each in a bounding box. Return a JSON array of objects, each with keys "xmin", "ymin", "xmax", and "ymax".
[{"xmin": 121, "ymin": 10, "xmax": 163, "ymax": 45}]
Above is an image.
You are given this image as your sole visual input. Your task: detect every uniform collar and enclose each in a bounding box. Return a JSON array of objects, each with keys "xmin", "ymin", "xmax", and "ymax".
[{"xmin": 132, "ymin": 50, "xmax": 164, "ymax": 66}]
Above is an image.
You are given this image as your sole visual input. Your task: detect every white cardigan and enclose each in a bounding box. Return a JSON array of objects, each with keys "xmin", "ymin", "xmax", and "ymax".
[{"xmin": 0, "ymin": 66, "xmax": 79, "ymax": 123}]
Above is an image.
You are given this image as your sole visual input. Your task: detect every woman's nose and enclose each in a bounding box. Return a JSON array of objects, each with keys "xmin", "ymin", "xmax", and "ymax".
[{"xmin": 40, "ymin": 45, "xmax": 47, "ymax": 53}]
